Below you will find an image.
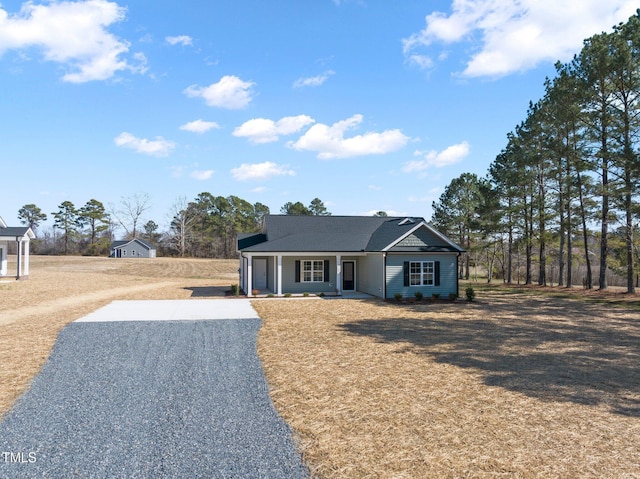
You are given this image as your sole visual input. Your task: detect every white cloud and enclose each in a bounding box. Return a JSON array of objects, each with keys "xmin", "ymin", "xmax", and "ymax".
[
  {"xmin": 233, "ymin": 115, "xmax": 315, "ymax": 144},
  {"xmin": 230, "ymin": 162, "xmax": 296, "ymax": 181},
  {"xmin": 114, "ymin": 132, "xmax": 176, "ymax": 157},
  {"xmin": 166, "ymin": 35, "xmax": 192, "ymax": 46},
  {"xmin": 403, "ymin": 0, "xmax": 638, "ymax": 78},
  {"xmin": 179, "ymin": 119, "xmax": 220, "ymax": 134},
  {"xmin": 407, "ymin": 54, "xmax": 434, "ymax": 70},
  {"xmin": 191, "ymin": 169, "xmax": 214, "ymax": 180},
  {"xmin": 403, "ymin": 141, "xmax": 470, "ymax": 171},
  {"xmin": 289, "ymin": 114, "xmax": 409, "ymax": 159},
  {"xmin": 293, "ymin": 70, "xmax": 335, "ymax": 88},
  {"xmin": 0, "ymin": 0, "xmax": 146, "ymax": 83},
  {"xmin": 184, "ymin": 75, "xmax": 255, "ymax": 109}
]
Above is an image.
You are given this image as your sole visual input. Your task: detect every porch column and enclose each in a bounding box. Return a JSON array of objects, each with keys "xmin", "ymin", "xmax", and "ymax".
[
  {"xmin": 15, "ymin": 237, "xmax": 22, "ymax": 279},
  {"xmin": 277, "ymin": 254, "xmax": 283, "ymax": 296},
  {"xmin": 23, "ymin": 239, "xmax": 30, "ymax": 277},
  {"xmin": 0, "ymin": 243, "xmax": 7, "ymax": 276},
  {"xmin": 336, "ymin": 254, "xmax": 342, "ymax": 296},
  {"xmin": 246, "ymin": 254, "xmax": 253, "ymax": 295},
  {"xmin": 273, "ymin": 255, "xmax": 277, "ymax": 294}
]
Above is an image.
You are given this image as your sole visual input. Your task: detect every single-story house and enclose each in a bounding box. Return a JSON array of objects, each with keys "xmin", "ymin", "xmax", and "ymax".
[
  {"xmin": 237, "ymin": 215, "xmax": 464, "ymax": 299},
  {"xmin": 0, "ymin": 216, "xmax": 35, "ymax": 279},
  {"xmin": 110, "ymin": 238, "xmax": 157, "ymax": 258}
]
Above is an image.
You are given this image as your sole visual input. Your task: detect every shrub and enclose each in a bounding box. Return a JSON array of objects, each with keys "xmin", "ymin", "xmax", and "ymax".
[
  {"xmin": 230, "ymin": 284, "xmax": 239, "ymax": 296},
  {"xmin": 284, "ymin": 292, "xmax": 292, "ymax": 298},
  {"xmin": 449, "ymin": 292, "xmax": 458, "ymax": 301},
  {"xmin": 303, "ymin": 292, "xmax": 310, "ymax": 297},
  {"xmin": 318, "ymin": 292, "xmax": 325, "ymax": 297},
  {"xmin": 267, "ymin": 293, "xmax": 274, "ymax": 298},
  {"xmin": 431, "ymin": 293, "xmax": 440, "ymax": 302},
  {"xmin": 414, "ymin": 291, "xmax": 423, "ymax": 301},
  {"xmin": 465, "ymin": 286, "xmax": 475, "ymax": 302},
  {"xmin": 394, "ymin": 293, "xmax": 403, "ymax": 302}
]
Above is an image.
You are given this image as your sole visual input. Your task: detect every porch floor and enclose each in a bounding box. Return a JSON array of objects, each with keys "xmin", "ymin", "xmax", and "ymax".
[{"xmin": 247, "ymin": 290, "xmax": 375, "ymax": 300}]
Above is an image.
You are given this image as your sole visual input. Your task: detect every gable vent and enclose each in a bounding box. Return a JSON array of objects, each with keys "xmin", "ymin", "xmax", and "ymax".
[{"xmin": 398, "ymin": 217, "xmax": 415, "ymax": 225}]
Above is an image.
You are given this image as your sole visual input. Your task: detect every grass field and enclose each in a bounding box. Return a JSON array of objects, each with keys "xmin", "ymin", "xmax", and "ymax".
[{"xmin": 2, "ymin": 256, "xmax": 640, "ymax": 477}]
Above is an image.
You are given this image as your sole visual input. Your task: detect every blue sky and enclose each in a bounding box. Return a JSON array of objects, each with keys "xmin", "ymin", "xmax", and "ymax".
[{"xmin": 1, "ymin": 0, "xmax": 637, "ymax": 231}]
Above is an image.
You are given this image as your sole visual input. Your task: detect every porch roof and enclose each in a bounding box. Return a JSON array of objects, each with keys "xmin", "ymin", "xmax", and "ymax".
[{"xmin": 0, "ymin": 226, "xmax": 35, "ymax": 241}]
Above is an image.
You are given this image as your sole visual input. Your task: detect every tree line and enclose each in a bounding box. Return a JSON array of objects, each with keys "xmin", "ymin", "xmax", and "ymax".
[
  {"xmin": 431, "ymin": 10, "xmax": 640, "ymax": 293},
  {"xmin": 15, "ymin": 195, "xmax": 334, "ymax": 258}
]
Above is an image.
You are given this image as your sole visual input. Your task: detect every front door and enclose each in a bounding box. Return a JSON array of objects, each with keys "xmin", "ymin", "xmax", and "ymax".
[
  {"xmin": 254, "ymin": 259, "xmax": 267, "ymax": 290},
  {"xmin": 342, "ymin": 261, "xmax": 355, "ymax": 292}
]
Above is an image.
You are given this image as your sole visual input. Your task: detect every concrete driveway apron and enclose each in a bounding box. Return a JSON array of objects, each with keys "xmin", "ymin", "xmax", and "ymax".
[{"xmin": 0, "ymin": 300, "xmax": 308, "ymax": 479}]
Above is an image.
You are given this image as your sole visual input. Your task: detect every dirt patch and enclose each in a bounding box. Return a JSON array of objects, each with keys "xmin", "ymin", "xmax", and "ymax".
[
  {"xmin": 254, "ymin": 291, "xmax": 640, "ymax": 478},
  {"xmin": 0, "ymin": 255, "xmax": 238, "ymax": 417}
]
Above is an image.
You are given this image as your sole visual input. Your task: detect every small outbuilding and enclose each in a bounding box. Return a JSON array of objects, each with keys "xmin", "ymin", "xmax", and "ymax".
[
  {"xmin": 0, "ymin": 216, "xmax": 36, "ymax": 279},
  {"xmin": 110, "ymin": 238, "xmax": 157, "ymax": 258}
]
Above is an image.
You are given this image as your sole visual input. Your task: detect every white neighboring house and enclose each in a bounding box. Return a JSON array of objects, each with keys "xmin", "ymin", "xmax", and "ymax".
[
  {"xmin": 110, "ymin": 238, "xmax": 157, "ymax": 258},
  {"xmin": 0, "ymin": 216, "xmax": 36, "ymax": 279}
]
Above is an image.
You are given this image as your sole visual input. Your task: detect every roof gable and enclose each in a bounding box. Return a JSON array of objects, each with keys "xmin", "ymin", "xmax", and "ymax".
[
  {"xmin": 383, "ymin": 222, "xmax": 464, "ymax": 253},
  {"xmin": 0, "ymin": 226, "xmax": 35, "ymax": 240}
]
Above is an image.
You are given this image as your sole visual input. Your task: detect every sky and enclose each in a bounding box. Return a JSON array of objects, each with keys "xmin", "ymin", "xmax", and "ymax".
[{"xmin": 1, "ymin": 0, "xmax": 638, "ymax": 232}]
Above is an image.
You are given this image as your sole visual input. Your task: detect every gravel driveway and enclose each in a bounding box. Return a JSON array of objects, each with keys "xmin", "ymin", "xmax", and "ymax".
[{"xmin": 0, "ymin": 300, "xmax": 308, "ymax": 478}]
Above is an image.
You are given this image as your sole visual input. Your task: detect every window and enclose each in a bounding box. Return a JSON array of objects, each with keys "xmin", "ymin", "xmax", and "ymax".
[
  {"xmin": 409, "ymin": 261, "xmax": 434, "ymax": 286},
  {"xmin": 302, "ymin": 260, "xmax": 324, "ymax": 282}
]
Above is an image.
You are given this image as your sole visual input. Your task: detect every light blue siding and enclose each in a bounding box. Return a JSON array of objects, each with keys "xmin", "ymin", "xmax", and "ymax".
[
  {"xmin": 282, "ymin": 256, "xmax": 336, "ymax": 295},
  {"xmin": 357, "ymin": 254, "xmax": 384, "ymax": 297},
  {"xmin": 385, "ymin": 253, "xmax": 459, "ymax": 299}
]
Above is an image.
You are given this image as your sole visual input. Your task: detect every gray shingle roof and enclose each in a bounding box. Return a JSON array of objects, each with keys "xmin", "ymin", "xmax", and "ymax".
[
  {"xmin": 111, "ymin": 238, "xmax": 156, "ymax": 250},
  {"xmin": 0, "ymin": 226, "xmax": 33, "ymax": 239},
  {"xmin": 238, "ymin": 215, "xmax": 463, "ymax": 253}
]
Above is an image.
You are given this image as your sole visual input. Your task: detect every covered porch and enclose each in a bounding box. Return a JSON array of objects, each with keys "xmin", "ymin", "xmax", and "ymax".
[
  {"xmin": 240, "ymin": 252, "xmax": 374, "ymax": 297},
  {"xmin": 0, "ymin": 219, "xmax": 35, "ymax": 280}
]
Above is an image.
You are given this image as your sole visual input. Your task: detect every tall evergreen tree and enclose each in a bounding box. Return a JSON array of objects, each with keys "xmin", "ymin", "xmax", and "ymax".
[
  {"xmin": 79, "ymin": 199, "xmax": 110, "ymax": 246},
  {"xmin": 280, "ymin": 201, "xmax": 311, "ymax": 215},
  {"xmin": 432, "ymin": 173, "xmax": 485, "ymax": 279},
  {"xmin": 576, "ymin": 30, "xmax": 617, "ymax": 290},
  {"xmin": 309, "ymin": 198, "xmax": 331, "ymax": 216},
  {"xmin": 52, "ymin": 201, "xmax": 79, "ymax": 255},
  {"xmin": 609, "ymin": 14, "xmax": 640, "ymax": 293},
  {"xmin": 17, "ymin": 204, "xmax": 47, "ymax": 233}
]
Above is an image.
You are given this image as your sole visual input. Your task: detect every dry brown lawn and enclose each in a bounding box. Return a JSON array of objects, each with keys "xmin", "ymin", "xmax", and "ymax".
[
  {"xmin": 2, "ymin": 256, "xmax": 640, "ymax": 477},
  {"xmin": 254, "ymin": 291, "xmax": 640, "ymax": 478}
]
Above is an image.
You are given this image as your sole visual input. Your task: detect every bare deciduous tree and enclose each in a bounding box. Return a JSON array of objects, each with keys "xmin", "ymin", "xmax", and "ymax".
[{"xmin": 111, "ymin": 192, "xmax": 151, "ymax": 239}]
